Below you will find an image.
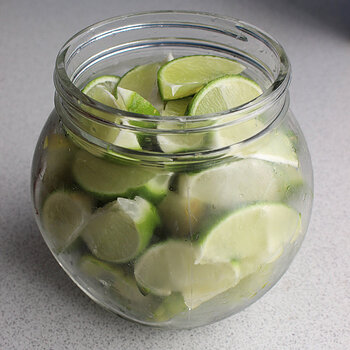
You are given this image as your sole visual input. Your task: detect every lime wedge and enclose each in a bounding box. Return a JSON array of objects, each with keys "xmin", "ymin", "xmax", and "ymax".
[
  {"xmin": 158, "ymin": 55, "xmax": 245, "ymax": 100},
  {"xmin": 42, "ymin": 134, "xmax": 76, "ymax": 190},
  {"xmin": 158, "ymin": 191, "xmax": 206, "ymax": 237},
  {"xmin": 137, "ymin": 173, "xmax": 173, "ymax": 204},
  {"xmin": 153, "ymin": 293, "xmax": 187, "ymax": 322},
  {"xmin": 228, "ymin": 262, "xmax": 274, "ymax": 301},
  {"xmin": 82, "ymin": 76, "xmax": 120, "ymax": 114},
  {"xmin": 210, "ymin": 117, "xmax": 265, "ymax": 149},
  {"xmin": 41, "ymin": 191, "xmax": 92, "ymax": 252},
  {"xmin": 158, "ymin": 96, "xmax": 211, "ymax": 153},
  {"xmin": 83, "ymin": 75, "xmax": 120, "ymax": 101},
  {"xmin": 235, "ymin": 129, "xmax": 299, "ymax": 167},
  {"xmin": 118, "ymin": 62, "xmax": 164, "ymax": 111},
  {"xmin": 134, "ymin": 240, "xmax": 240, "ymax": 309},
  {"xmin": 188, "ymin": 75, "xmax": 262, "ymax": 116},
  {"xmin": 157, "ymin": 122, "xmax": 210, "ymax": 153},
  {"xmin": 209, "ymin": 261, "xmax": 274, "ymax": 310},
  {"xmin": 116, "ymin": 87, "xmax": 160, "ymax": 116},
  {"xmin": 72, "ymin": 150, "xmax": 156, "ymax": 200},
  {"xmin": 81, "ymin": 75, "xmax": 121, "ymax": 143},
  {"xmin": 81, "ymin": 196, "xmax": 159, "ymax": 263},
  {"xmin": 210, "ymin": 115, "xmax": 299, "ymax": 167},
  {"xmin": 79, "ymin": 255, "xmax": 158, "ymax": 313},
  {"xmin": 112, "ymin": 125, "xmax": 142, "ymax": 151},
  {"xmin": 161, "ymin": 97, "xmax": 192, "ymax": 116},
  {"xmin": 177, "ymin": 159, "xmax": 290, "ymax": 210},
  {"xmin": 196, "ymin": 203, "xmax": 301, "ymax": 264}
]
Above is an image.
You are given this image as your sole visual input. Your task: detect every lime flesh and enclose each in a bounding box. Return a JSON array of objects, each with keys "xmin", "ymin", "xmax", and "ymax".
[
  {"xmin": 158, "ymin": 55, "xmax": 245, "ymax": 100},
  {"xmin": 188, "ymin": 74, "xmax": 262, "ymax": 116},
  {"xmin": 196, "ymin": 202, "xmax": 301, "ymax": 264},
  {"xmin": 134, "ymin": 240, "xmax": 240, "ymax": 309}
]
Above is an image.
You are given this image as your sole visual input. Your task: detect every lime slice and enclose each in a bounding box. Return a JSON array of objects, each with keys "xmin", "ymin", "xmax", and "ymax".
[
  {"xmin": 158, "ymin": 191, "xmax": 206, "ymax": 237},
  {"xmin": 161, "ymin": 97, "xmax": 192, "ymax": 116},
  {"xmin": 158, "ymin": 55, "xmax": 245, "ymax": 100},
  {"xmin": 188, "ymin": 75, "xmax": 262, "ymax": 116},
  {"xmin": 177, "ymin": 159, "xmax": 290, "ymax": 210},
  {"xmin": 79, "ymin": 255, "xmax": 158, "ymax": 313},
  {"xmin": 82, "ymin": 75, "xmax": 121, "ymax": 143},
  {"xmin": 134, "ymin": 240, "xmax": 240, "ymax": 309},
  {"xmin": 81, "ymin": 196, "xmax": 159, "ymax": 263},
  {"xmin": 116, "ymin": 87, "xmax": 160, "ymax": 116},
  {"xmin": 117, "ymin": 62, "xmax": 164, "ymax": 111},
  {"xmin": 41, "ymin": 191, "xmax": 92, "ymax": 252},
  {"xmin": 196, "ymin": 203, "xmax": 301, "ymax": 264},
  {"xmin": 72, "ymin": 150, "xmax": 155, "ymax": 200}
]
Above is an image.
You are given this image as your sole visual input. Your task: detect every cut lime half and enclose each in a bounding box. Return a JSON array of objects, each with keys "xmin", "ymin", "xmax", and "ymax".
[
  {"xmin": 158, "ymin": 55, "xmax": 245, "ymax": 100},
  {"xmin": 188, "ymin": 75, "xmax": 263, "ymax": 116},
  {"xmin": 134, "ymin": 240, "xmax": 240, "ymax": 309},
  {"xmin": 81, "ymin": 196, "xmax": 159, "ymax": 263}
]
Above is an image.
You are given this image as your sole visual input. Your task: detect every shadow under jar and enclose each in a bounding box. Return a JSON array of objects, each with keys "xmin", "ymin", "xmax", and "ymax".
[{"xmin": 31, "ymin": 11, "xmax": 313, "ymax": 329}]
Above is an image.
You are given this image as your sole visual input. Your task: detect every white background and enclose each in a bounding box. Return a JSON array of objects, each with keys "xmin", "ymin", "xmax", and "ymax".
[{"xmin": 0, "ymin": 0, "xmax": 349, "ymax": 349}]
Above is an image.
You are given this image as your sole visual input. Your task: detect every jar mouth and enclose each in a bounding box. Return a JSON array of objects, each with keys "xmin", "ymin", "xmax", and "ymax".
[{"xmin": 54, "ymin": 10, "xmax": 290, "ymax": 125}]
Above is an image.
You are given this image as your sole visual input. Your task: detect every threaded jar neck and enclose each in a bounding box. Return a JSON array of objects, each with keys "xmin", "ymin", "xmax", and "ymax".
[{"xmin": 54, "ymin": 11, "xmax": 291, "ymax": 162}]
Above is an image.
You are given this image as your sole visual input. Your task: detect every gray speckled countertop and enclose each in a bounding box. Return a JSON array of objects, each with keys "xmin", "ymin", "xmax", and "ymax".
[{"xmin": 1, "ymin": 0, "xmax": 349, "ymax": 349}]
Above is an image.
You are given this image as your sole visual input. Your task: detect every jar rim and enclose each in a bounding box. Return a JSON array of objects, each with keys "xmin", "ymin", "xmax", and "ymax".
[{"xmin": 54, "ymin": 10, "xmax": 291, "ymax": 124}]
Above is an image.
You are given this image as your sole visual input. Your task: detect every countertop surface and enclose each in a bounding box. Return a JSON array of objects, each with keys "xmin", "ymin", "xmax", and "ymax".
[{"xmin": 1, "ymin": 0, "xmax": 349, "ymax": 349}]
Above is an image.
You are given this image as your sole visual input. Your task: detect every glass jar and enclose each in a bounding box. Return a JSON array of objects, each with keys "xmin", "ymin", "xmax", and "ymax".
[{"xmin": 31, "ymin": 11, "xmax": 313, "ymax": 329}]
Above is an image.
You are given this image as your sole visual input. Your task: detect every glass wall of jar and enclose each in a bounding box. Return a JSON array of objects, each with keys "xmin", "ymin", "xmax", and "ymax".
[{"xmin": 31, "ymin": 11, "xmax": 313, "ymax": 329}]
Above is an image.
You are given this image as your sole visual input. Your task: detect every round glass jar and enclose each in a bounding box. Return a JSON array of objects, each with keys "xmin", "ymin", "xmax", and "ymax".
[{"xmin": 31, "ymin": 11, "xmax": 313, "ymax": 329}]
